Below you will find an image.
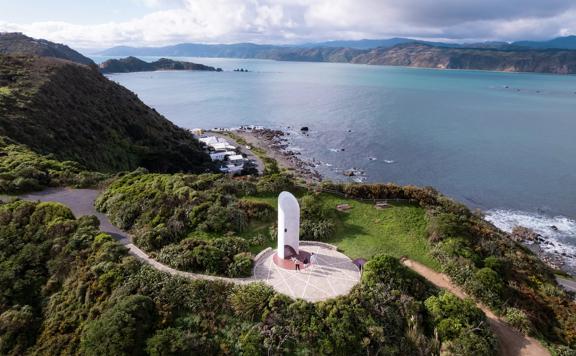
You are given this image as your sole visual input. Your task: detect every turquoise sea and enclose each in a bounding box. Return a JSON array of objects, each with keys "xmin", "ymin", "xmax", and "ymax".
[{"xmin": 93, "ymin": 56, "xmax": 576, "ymax": 266}]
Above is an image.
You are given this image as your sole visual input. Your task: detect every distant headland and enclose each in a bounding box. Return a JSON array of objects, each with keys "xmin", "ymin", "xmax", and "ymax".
[{"xmin": 99, "ymin": 56, "xmax": 223, "ymax": 74}]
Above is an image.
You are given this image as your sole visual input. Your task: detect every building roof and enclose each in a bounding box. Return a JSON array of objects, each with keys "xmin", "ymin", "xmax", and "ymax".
[{"xmin": 228, "ymin": 154, "xmax": 244, "ymax": 161}]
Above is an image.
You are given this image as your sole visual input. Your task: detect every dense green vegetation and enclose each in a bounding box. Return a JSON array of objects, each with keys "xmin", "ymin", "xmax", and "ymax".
[
  {"xmin": 95, "ymin": 170, "xmax": 576, "ymax": 351},
  {"xmin": 95, "ymin": 170, "xmax": 293, "ymax": 277},
  {"xmin": 0, "ymin": 136, "xmax": 107, "ymax": 194},
  {"xmin": 0, "ymin": 199, "xmax": 499, "ymax": 355},
  {"xmin": 321, "ymin": 182, "xmax": 576, "ymax": 351},
  {"xmin": 0, "ymin": 54, "xmax": 212, "ymax": 173}
]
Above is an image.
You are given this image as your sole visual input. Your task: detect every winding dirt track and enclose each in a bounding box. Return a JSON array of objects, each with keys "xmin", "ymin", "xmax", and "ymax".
[
  {"xmin": 6, "ymin": 188, "xmax": 552, "ymax": 355},
  {"xmin": 402, "ymin": 259, "xmax": 550, "ymax": 356}
]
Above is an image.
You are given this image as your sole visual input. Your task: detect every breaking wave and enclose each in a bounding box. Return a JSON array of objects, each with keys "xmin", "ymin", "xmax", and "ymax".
[{"xmin": 485, "ymin": 209, "xmax": 576, "ymax": 267}]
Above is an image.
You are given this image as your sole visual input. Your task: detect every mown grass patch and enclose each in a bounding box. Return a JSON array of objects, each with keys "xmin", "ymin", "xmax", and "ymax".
[{"xmin": 243, "ymin": 191, "xmax": 439, "ymax": 270}]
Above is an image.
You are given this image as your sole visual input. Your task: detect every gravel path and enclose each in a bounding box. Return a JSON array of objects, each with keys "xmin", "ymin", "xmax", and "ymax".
[
  {"xmin": 9, "ymin": 188, "xmax": 253, "ymax": 285},
  {"xmin": 402, "ymin": 259, "xmax": 550, "ymax": 356}
]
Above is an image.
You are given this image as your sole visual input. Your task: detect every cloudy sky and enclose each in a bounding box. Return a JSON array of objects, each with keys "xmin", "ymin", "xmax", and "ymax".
[{"xmin": 1, "ymin": 0, "xmax": 576, "ymax": 48}]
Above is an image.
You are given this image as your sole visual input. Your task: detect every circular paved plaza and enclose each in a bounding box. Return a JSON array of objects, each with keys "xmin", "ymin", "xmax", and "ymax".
[{"xmin": 253, "ymin": 243, "xmax": 361, "ymax": 302}]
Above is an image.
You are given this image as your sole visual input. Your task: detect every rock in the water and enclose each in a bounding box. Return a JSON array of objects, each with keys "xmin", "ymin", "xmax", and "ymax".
[{"xmin": 300, "ymin": 126, "xmax": 309, "ymax": 132}]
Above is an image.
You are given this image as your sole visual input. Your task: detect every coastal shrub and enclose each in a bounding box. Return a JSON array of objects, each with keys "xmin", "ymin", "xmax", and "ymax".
[
  {"xmin": 483, "ymin": 256, "xmax": 505, "ymax": 273},
  {"xmin": 156, "ymin": 236, "xmax": 252, "ymax": 276},
  {"xmin": 363, "ymin": 255, "xmax": 432, "ymax": 299},
  {"xmin": 300, "ymin": 194, "xmax": 331, "ymax": 220},
  {"xmin": 212, "ymin": 237, "xmax": 249, "ymax": 257},
  {"xmin": 146, "ymin": 328, "xmax": 201, "ymax": 356},
  {"xmin": 134, "ymin": 224, "xmax": 175, "ymax": 251},
  {"xmin": 236, "ymin": 199, "xmax": 274, "ymax": 220},
  {"xmin": 0, "ymin": 136, "xmax": 107, "ymax": 194},
  {"xmin": 96, "ymin": 173, "xmax": 267, "ymax": 276},
  {"xmin": 227, "ymin": 252, "xmax": 253, "ymax": 277},
  {"xmin": 191, "ymin": 245, "xmax": 228, "ymax": 275},
  {"xmin": 549, "ymin": 345, "xmax": 576, "ymax": 356},
  {"xmin": 436, "ymin": 237, "xmax": 481, "ymax": 265},
  {"xmin": 464, "ymin": 268, "xmax": 504, "ymax": 310},
  {"xmin": 424, "ymin": 291, "xmax": 495, "ymax": 355},
  {"xmin": 0, "ymin": 305, "xmax": 37, "ymax": 355},
  {"xmin": 426, "ymin": 212, "xmax": 468, "ymax": 241},
  {"xmin": 81, "ymin": 295, "xmax": 157, "ymax": 356},
  {"xmin": 299, "ymin": 219, "xmax": 335, "ymax": 241},
  {"xmin": 229, "ymin": 283, "xmax": 274, "ymax": 322},
  {"xmin": 255, "ymin": 173, "xmax": 293, "ymax": 193},
  {"xmin": 504, "ymin": 307, "xmax": 533, "ymax": 335},
  {"xmin": 214, "ymin": 178, "xmax": 257, "ymax": 196},
  {"xmin": 444, "ymin": 331, "xmax": 498, "ymax": 356},
  {"xmin": 262, "ymin": 157, "xmax": 280, "ymax": 175},
  {"xmin": 198, "ymin": 203, "xmax": 248, "ymax": 233}
]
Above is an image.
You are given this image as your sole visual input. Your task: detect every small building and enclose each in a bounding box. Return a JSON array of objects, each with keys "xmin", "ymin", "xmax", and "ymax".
[
  {"xmin": 191, "ymin": 128, "xmax": 204, "ymax": 135},
  {"xmin": 211, "ymin": 142, "xmax": 236, "ymax": 151},
  {"xmin": 199, "ymin": 136, "xmax": 222, "ymax": 145},
  {"xmin": 209, "ymin": 152, "xmax": 227, "ymax": 161},
  {"xmin": 228, "ymin": 154, "xmax": 244, "ymax": 165}
]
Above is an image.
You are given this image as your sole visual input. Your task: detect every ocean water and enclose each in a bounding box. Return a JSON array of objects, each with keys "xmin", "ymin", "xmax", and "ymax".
[{"xmin": 94, "ymin": 56, "xmax": 576, "ymax": 266}]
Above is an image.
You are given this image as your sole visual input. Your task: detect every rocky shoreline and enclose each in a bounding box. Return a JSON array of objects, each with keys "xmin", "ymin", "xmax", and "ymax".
[
  {"xmin": 510, "ymin": 226, "xmax": 576, "ymax": 274},
  {"xmin": 231, "ymin": 127, "xmax": 324, "ymax": 182}
]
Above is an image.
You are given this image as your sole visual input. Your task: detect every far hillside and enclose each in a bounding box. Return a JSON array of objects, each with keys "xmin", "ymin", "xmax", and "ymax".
[
  {"xmin": 0, "ymin": 34, "xmax": 213, "ymax": 175},
  {"xmin": 99, "ymin": 56, "xmax": 223, "ymax": 74}
]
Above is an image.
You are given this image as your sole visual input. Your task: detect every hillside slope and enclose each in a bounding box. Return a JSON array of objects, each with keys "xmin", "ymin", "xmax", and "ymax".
[
  {"xmin": 0, "ymin": 32, "xmax": 95, "ymax": 66},
  {"xmin": 0, "ymin": 55, "xmax": 212, "ymax": 173},
  {"xmin": 351, "ymin": 43, "xmax": 576, "ymax": 74}
]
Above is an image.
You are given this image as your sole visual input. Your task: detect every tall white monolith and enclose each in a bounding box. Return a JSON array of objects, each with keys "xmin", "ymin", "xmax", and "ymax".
[{"xmin": 277, "ymin": 191, "xmax": 300, "ymax": 259}]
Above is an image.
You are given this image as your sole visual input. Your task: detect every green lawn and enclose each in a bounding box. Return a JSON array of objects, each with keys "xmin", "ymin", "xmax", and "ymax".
[{"xmin": 243, "ymin": 191, "xmax": 440, "ymax": 270}]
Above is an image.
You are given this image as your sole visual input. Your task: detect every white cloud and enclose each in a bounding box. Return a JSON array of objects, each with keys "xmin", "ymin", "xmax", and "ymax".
[{"xmin": 1, "ymin": 0, "xmax": 576, "ymax": 48}]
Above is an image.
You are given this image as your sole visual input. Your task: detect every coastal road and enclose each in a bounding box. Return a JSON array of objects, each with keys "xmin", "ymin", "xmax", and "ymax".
[{"xmin": 557, "ymin": 276, "xmax": 576, "ymax": 292}]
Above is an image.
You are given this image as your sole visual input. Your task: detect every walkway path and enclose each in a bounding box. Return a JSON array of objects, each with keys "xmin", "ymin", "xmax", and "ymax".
[
  {"xmin": 402, "ymin": 259, "xmax": 550, "ymax": 356},
  {"xmin": 11, "ymin": 188, "xmax": 253, "ymax": 285}
]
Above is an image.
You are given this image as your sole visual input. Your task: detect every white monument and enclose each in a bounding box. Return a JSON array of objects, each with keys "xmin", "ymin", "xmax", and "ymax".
[{"xmin": 277, "ymin": 191, "xmax": 300, "ymax": 259}]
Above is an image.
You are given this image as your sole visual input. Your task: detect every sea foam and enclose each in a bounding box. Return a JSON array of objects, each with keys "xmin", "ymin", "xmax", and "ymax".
[{"xmin": 485, "ymin": 209, "xmax": 576, "ymax": 267}]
